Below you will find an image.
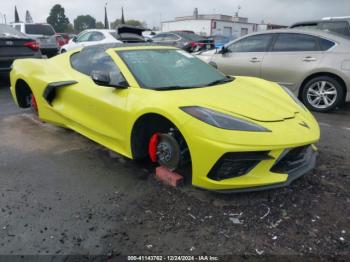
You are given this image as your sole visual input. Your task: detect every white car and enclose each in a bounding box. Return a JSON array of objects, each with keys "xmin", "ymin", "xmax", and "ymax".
[{"xmin": 60, "ymin": 29, "xmax": 122, "ymax": 53}]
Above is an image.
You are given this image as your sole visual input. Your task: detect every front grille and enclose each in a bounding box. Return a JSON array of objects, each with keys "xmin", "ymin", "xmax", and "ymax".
[
  {"xmin": 271, "ymin": 145, "xmax": 311, "ymax": 173},
  {"xmin": 208, "ymin": 152, "xmax": 272, "ymax": 181}
]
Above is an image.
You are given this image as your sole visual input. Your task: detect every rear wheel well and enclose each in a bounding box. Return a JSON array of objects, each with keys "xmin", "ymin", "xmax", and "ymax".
[
  {"xmin": 130, "ymin": 113, "xmax": 188, "ymax": 160},
  {"xmin": 299, "ymin": 72, "xmax": 347, "ymax": 102},
  {"xmin": 15, "ymin": 79, "xmax": 32, "ymax": 108}
]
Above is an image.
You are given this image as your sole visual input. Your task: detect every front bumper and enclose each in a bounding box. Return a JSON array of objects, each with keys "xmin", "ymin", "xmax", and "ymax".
[
  {"xmin": 181, "ymin": 113, "xmax": 320, "ymax": 191},
  {"xmin": 211, "ymin": 145, "xmax": 317, "ymax": 193}
]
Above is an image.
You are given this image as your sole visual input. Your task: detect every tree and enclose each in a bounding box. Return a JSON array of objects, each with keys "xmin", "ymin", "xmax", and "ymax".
[
  {"xmin": 25, "ymin": 10, "xmax": 33, "ymax": 23},
  {"xmin": 74, "ymin": 15, "xmax": 96, "ymax": 32},
  {"xmin": 14, "ymin": 6, "xmax": 20, "ymax": 22},
  {"xmin": 96, "ymin": 21, "xmax": 104, "ymax": 29},
  {"xmin": 66, "ymin": 23, "xmax": 75, "ymax": 33},
  {"xmin": 46, "ymin": 4, "xmax": 70, "ymax": 32},
  {"xmin": 110, "ymin": 19, "xmax": 145, "ymax": 29},
  {"xmin": 125, "ymin": 19, "xmax": 143, "ymax": 27}
]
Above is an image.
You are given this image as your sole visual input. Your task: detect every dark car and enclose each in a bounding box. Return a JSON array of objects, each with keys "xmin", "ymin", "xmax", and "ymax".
[
  {"xmin": 151, "ymin": 31, "xmax": 214, "ymax": 52},
  {"xmin": 112, "ymin": 25, "xmax": 147, "ymax": 43},
  {"xmin": 0, "ymin": 24, "xmax": 41, "ymax": 77},
  {"xmin": 290, "ymin": 18, "xmax": 350, "ymax": 37}
]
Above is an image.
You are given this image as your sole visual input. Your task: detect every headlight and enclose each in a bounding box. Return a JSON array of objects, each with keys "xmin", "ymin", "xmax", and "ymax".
[
  {"xmin": 180, "ymin": 106, "xmax": 270, "ymax": 132},
  {"xmin": 280, "ymin": 85, "xmax": 306, "ymax": 110}
]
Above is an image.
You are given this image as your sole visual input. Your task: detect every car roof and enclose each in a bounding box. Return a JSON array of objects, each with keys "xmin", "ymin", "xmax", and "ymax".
[
  {"xmin": 291, "ymin": 18, "xmax": 350, "ymax": 27},
  {"xmin": 239, "ymin": 28, "xmax": 350, "ymax": 43},
  {"xmin": 82, "ymin": 43, "xmax": 177, "ymax": 52},
  {"xmin": 83, "ymin": 29, "xmax": 115, "ymax": 33}
]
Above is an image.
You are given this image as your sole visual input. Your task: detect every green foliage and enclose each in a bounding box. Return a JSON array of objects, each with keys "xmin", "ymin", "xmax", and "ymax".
[
  {"xmin": 46, "ymin": 4, "xmax": 70, "ymax": 32},
  {"xmin": 96, "ymin": 21, "xmax": 105, "ymax": 29},
  {"xmin": 110, "ymin": 19, "xmax": 146, "ymax": 29},
  {"xmin": 74, "ymin": 15, "xmax": 96, "ymax": 32}
]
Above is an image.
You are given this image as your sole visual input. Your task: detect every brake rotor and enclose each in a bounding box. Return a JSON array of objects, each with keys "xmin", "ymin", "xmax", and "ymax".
[{"xmin": 156, "ymin": 133, "xmax": 181, "ymax": 171}]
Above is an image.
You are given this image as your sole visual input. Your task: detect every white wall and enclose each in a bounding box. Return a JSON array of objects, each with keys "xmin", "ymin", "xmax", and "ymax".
[
  {"xmin": 212, "ymin": 21, "xmax": 256, "ymax": 38},
  {"xmin": 162, "ymin": 19, "xmax": 257, "ymax": 37},
  {"xmin": 161, "ymin": 20, "xmax": 212, "ymax": 36}
]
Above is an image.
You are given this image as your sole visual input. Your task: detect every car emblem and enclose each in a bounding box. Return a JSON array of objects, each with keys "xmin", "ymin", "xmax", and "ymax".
[
  {"xmin": 299, "ymin": 121, "xmax": 310, "ymax": 129},
  {"xmin": 5, "ymin": 41, "xmax": 14, "ymax": 46}
]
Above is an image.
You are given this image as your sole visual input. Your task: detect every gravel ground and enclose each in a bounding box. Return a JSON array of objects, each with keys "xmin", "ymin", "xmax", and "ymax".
[{"xmin": 0, "ymin": 82, "xmax": 349, "ymax": 259}]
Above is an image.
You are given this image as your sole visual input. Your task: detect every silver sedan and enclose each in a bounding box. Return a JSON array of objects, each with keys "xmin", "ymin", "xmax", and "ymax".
[{"xmin": 197, "ymin": 29, "xmax": 350, "ymax": 112}]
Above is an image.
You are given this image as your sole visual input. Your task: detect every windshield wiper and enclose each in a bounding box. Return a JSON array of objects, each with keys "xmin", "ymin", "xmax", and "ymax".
[{"xmin": 206, "ymin": 76, "xmax": 234, "ymax": 86}]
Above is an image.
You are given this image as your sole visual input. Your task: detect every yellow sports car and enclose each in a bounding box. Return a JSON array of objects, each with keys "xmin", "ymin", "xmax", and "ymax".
[{"xmin": 10, "ymin": 44, "xmax": 320, "ymax": 192}]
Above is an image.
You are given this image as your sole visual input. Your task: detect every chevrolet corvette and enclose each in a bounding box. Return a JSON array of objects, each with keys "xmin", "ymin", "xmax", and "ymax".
[{"xmin": 10, "ymin": 44, "xmax": 320, "ymax": 192}]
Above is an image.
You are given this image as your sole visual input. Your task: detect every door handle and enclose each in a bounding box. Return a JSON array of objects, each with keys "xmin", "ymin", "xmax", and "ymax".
[
  {"xmin": 249, "ymin": 57, "xmax": 260, "ymax": 63},
  {"xmin": 302, "ymin": 56, "xmax": 317, "ymax": 62}
]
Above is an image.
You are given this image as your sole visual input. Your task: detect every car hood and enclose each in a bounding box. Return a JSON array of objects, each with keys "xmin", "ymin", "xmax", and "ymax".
[{"xmin": 174, "ymin": 77, "xmax": 300, "ymax": 122}]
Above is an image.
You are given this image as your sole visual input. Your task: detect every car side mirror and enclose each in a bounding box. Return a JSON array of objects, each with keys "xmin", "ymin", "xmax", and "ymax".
[
  {"xmin": 91, "ymin": 71, "xmax": 111, "ymax": 86},
  {"xmin": 72, "ymin": 36, "xmax": 77, "ymax": 42}
]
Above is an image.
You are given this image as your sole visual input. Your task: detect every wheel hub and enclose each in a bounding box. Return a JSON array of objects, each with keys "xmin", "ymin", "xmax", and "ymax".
[{"xmin": 306, "ymin": 80, "xmax": 337, "ymax": 109}]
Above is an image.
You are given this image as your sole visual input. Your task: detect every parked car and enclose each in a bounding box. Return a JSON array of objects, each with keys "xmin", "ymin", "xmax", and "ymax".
[
  {"xmin": 11, "ymin": 23, "xmax": 58, "ymax": 57},
  {"xmin": 56, "ymin": 33, "xmax": 71, "ymax": 45},
  {"xmin": 0, "ymin": 24, "xmax": 41, "ymax": 77},
  {"xmin": 113, "ymin": 25, "xmax": 148, "ymax": 43},
  {"xmin": 151, "ymin": 31, "xmax": 214, "ymax": 52},
  {"xmin": 60, "ymin": 26, "xmax": 146, "ymax": 53},
  {"xmin": 55, "ymin": 34, "xmax": 66, "ymax": 47},
  {"xmin": 290, "ymin": 17, "xmax": 350, "ymax": 37},
  {"xmin": 10, "ymin": 44, "xmax": 319, "ymax": 192},
  {"xmin": 209, "ymin": 35, "xmax": 235, "ymax": 49},
  {"xmin": 60, "ymin": 29, "xmax": 123, "ymax": 53},
  {"xmin": 197, "ymin": 29, "xmax": 350, "ymax": 112}
]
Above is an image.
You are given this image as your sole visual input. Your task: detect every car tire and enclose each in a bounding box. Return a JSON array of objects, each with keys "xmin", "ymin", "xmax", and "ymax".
[{"xmin": 301, "ymin": 76, "xmax": 345, "ymax": 112}]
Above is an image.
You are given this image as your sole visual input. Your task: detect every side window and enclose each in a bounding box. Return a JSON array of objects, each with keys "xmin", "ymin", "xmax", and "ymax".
[
  {"xmin": 227, "ymin": 34, "xmax": 273, "ymax": 52},
  {"xmin": 163, "ymin": 34, "xmax": 179, "ymax": 41},
  {"xmin": 320, "ymin": 21, "xmax": 350, "ymax": 36},
  {"xmin": 272, "ymin": 33, "xmax": 319, "ymax": 52},
  {"xmin": 152, "ymin": 34, "xmax": 165, "ymax": 41},
  {"xmin": 77, "ymin": 32, "xmax": 92, "ymax": 42},
  {"xmin": 318, "ymin": 38, "xmax": 336, "ymax": 51},
  {"xmin": 70, "ymin": 48, "xmax": 97, "ymax": 75},
  {"xmin": 70, "ymin": 49, "xmax": 127, "ymax": 86},
  {"xmin": 89, "ymin": 32, "xmax": 105, "ymax": 41},
  {"xmin": 91, "ymin": 52, "xmax": 127, "ymax": 86}
]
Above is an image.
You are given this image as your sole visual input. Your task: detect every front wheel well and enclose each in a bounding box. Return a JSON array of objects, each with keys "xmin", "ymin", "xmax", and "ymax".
[
  {"xmin": 299, "ymin": 72, "xmax": 347, "ymax": 101},
  {"xmin": 15, "ymin": 79, "xmax": 32, "ymax": 108},
  {"xmin": 130, "ymin": 113, "xmax": 189, "ymax": 161}
]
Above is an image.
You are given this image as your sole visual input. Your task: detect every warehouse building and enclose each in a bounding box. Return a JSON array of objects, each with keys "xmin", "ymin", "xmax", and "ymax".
[{"xmin": 162, "ymin": 10, "xmax": 258, "ymax": 38}]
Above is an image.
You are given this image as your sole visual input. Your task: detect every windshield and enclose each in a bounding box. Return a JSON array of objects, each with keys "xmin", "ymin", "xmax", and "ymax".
[
  {"xmin": 0, "ymin": 24, "xmax": 28, "ymax": 38},
  {"xmin": 25, "ymin": 24, "xmax": 55, "ymax": 36},
  {"xmin": 118, "ymin": 49, "xmax": 229, "ymax": 90}
]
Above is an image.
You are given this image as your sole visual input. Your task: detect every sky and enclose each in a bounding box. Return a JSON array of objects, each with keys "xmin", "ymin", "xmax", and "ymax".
[{"xmin": 1, "ymin": 0, "xmax": 350, "ymax": 28}]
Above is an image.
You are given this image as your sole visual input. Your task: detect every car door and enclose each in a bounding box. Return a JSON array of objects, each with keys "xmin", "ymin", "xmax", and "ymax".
[
  {"xmin": 52, "ymin": 48, "xmax": 129, "ymax": 147},
  {"xmin": 210, "ymin": 33, "xmax": 274, "ymax": 77},
  {"xmin": 261, "ymin": 33, "xmax": 325, "ymax": 92}
]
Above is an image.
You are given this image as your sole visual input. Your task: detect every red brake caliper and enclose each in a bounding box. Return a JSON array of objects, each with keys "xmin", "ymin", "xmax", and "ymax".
[
  {"xmin": 31, "ymin": 95, "xmax": 38, "ymax": 113},
  {"xmin": 148, "ymin": 133, "xmax": 159, "ymax": 162}
]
